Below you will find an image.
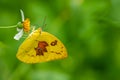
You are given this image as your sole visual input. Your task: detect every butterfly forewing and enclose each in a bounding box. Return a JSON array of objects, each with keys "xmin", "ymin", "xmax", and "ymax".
[{"xmin": 16, "ymin": 28, "xmax": 67, "ymax": 63}]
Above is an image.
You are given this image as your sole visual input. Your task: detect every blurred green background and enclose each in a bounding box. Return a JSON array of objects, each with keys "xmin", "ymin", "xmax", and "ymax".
[{"xmin": 0, "ymin": 0, "xmax": 120, "ymax": 80}]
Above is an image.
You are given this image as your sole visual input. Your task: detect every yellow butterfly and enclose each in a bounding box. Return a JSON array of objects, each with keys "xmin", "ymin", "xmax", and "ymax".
[{"xmin": 16, "ymin": 28, "xmax": 68, "ymax": 63}]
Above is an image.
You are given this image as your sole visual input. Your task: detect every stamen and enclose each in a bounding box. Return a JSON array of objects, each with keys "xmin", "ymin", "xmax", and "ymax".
[{"xmin": 23, "ymin": 18, "xmax": 30, "ymax": 32}]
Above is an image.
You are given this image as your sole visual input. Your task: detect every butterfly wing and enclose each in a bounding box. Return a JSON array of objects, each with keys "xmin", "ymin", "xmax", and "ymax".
[{"xmin": 16, "ymin": 28, "xmax": 67, "ymax": 63}]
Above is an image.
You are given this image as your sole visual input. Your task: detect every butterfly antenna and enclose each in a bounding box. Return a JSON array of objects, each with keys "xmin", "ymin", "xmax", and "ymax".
[
  {"xmin": 41, "ymin": 16, "xmax": 47, "ymax": 29},
  {"xmin": 20, "ymin": 9, "xmax": 25, "ymax": 22}
]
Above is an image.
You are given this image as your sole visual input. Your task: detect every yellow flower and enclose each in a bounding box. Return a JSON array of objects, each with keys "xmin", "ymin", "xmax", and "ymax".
[
  {"xmin": 23, "ymin": 18, "xmax": 30, "ymax": 32},
  {"xmin": 14, "ymin": 10, "xmax": 32, "ymax": 40}
]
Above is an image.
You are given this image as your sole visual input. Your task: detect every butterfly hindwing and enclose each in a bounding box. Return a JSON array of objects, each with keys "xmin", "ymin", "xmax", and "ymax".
[{"xmin": 16, "ymin": 28, "xmax": 67, "ymax": 63}]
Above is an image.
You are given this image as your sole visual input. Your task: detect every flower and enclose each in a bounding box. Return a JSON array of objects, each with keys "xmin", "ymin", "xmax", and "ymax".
[
  {"xmin": 14, "ymin": 28, "xmax": 23, "ymax": 40},
  {"xmin": 14, "ymin": 10, "xmax": 31, "ymax": 40},
  {"xmin": 14, "ymin": 18, "xmax": 30, "ymax": 40}
]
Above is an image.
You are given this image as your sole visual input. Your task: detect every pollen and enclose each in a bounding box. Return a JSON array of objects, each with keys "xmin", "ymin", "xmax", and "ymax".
[{"xmin": 23, "ymin": 18, "xmax": 30, "ymax": 32}]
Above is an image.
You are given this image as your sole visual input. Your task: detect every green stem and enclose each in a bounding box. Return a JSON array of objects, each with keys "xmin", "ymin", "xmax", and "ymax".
[{"xmin": 0, "ymin": 25, "xmax": 17, "ymax": 28}]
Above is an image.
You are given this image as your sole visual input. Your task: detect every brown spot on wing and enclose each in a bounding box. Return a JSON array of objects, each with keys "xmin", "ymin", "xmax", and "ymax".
[
  {"xmin": 35, "ymin": 41, "xmax": 48, "ymax": 56},
  {"xmin": 50, "ymin": 51, "xmax": 61, "ymax": 55},
  {"xmin": 61, "ymin": 51, "xmax": 63, "ymax": 52},
  {"xmin": 56, "ymin": 52, "xmax": 61, "ymax": 54},
  {"xmin": 51, "ymin": 40, "xmax": 57, "ymax": 46},
  {"xmin": 61, "ymin": 47, "xmax": 63, "ymax": 49},
  {"xmin": 27, "ymin": 54, "xmax": 35, "ymax": 57},
  {"xmin": 50, "ymin": 51, "xmax": 54, "ymax": 53}
]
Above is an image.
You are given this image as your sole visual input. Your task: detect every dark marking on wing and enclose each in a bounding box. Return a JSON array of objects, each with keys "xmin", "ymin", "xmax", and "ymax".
[
  {"xmin": 56, "ymin": 52, "xmax": 61, "ymax": 54},
  {"xmin": 51, "ymin": 40, "xmax": 57, "ymax": 46},
  {"xmin": 50, "ymin": 51, "xmax": 61, "ymax": 55},
  {"xmin": 27, "ymin": 54, "xmax": 35, "ymax": 57},
  {"xmin": 61, "ymin": 46, "xmax": 63, "ymax": 49},
  {"xmin": 35, "ymin": 41, "xmax": 48, "ymax": 56}
]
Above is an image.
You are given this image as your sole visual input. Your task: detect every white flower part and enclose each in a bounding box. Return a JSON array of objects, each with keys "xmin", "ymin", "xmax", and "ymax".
[
  {"xmin": 17, "ymin": 28, "xmax": 22, "ymax": 32},
  {"xmin": 14, "ymin": 29, "xmax": 23, "ymax": 40},
  {"xmin": 13, "ymin": 10, "xmax": 25, "ymax": 40},
  {"xmin": 20, "ymin": 9, "xmax": 25, "ymax": 22}
]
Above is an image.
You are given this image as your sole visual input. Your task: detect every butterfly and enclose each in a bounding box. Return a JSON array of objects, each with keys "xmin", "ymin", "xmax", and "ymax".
[{"xmin": 16, "ymin": 28, "xmax": 68, "ymax": 63}]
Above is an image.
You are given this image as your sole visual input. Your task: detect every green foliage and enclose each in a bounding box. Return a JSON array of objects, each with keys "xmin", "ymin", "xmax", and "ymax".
[{"xmin": 0, "ymin": 0, "xmax": 120, "ymax": 80}]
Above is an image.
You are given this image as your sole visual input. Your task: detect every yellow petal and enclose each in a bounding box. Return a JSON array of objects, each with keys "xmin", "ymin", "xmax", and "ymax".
[{"xmin": 23, "ymin": 18, "xmax": 30, "ymax": 32}]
